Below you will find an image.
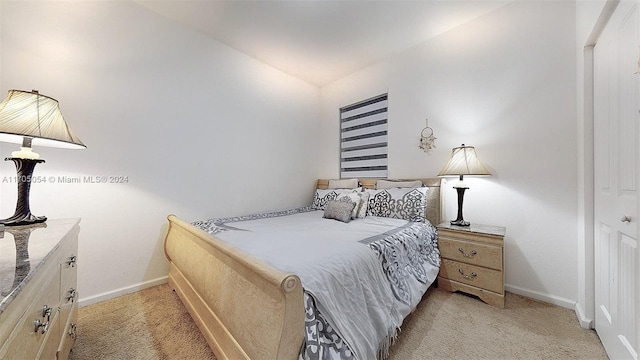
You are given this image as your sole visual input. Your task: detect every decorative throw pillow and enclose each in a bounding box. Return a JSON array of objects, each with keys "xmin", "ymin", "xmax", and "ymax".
[
  {"xmin": 328, "ymin": 178, "xmax": 359, "ymax": 189},
  {"xmin": 375, "ymin": 179, "xmax": 423, "ymax": 189},
  {"xmin": 355, "ymin": 192, "xmax": 370, "ymax": 219},
  {"xmin": 335, "ymin": 193, "xmax": 361, "ymax": 219},
  {"xmin": 311, "ymin": 188, "xmax": 361, "ymax": 210},
  {"xmin": 323, "ymin": 200, "xmax": 356, "ymax": 223},
  {"xmin": 365, "ymin": 187, "xmax": 429, "ymax": 222}
]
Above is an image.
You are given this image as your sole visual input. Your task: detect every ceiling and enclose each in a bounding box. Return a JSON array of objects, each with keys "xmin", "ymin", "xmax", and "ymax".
[{"xmin": 136, "ymin": 1, "xmax": 509, "ymax": 87}]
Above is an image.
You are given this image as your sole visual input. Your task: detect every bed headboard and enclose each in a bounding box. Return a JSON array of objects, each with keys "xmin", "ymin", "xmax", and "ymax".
[{"xmin": 316, "ymin": 178, "xmax": 444, "ymax": 226}]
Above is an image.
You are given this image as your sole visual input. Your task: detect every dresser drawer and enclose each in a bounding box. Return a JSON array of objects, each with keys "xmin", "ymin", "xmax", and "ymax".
[
  {"xmin": 440, "ymin": 259, "xmax": 503, "ymax": 294},
  {"xmin": 37, "ymin": 310, "xmax": 61, "ymax": 360},
  {"xmin": 57, "ymin": 303, "xmax": 78, "ymax": 360},
  {"xmin": 439, "ymin": 237, "xmax": 502, "ymax": 270},
  {"xmin": 0, "ymin": 274, "xmax": 60, "ymax": 359}
]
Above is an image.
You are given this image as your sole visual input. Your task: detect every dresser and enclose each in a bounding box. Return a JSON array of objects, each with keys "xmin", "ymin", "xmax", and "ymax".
[
  {"xmin": 437, "ymin": 222, "xmax": 506, "ymax": 308},
  {"xmin": 0, "ymin": 219, "xmax": 80, "ymax": 359}
]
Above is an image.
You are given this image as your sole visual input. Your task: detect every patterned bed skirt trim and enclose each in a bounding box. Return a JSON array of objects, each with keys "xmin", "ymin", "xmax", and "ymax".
[{"xmin": 192, "ymin": 206, "xmax": 316, "ymax": 234}]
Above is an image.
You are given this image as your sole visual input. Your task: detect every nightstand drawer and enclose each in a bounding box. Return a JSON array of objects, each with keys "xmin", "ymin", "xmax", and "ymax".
[
  {"xmin": 439, "ymin": 237, "xmax": 502, "ymax": 270},
  {"xmin": 440, "ymin": 259, "xmax": 503, "ymax": 294}
]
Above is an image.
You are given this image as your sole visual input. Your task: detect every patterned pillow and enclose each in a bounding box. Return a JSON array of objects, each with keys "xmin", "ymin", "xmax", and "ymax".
[
  {"xmin": 311, "ymin": 188, "xmax": 361, "ymax": 210},
  {"xmin": 365, "ymin": 187, "xmax": 429, "ymax": 222},
  {"xmin": 335, "ymin": 193, "xmax": 361, "ymax": 219},
  {"xmin": 323, "ymin": 200, "xmax": 356, "ymax": 223},
  {"xmin": 355, "ymin": 192, "xmax": 370, "ymax": 219}
]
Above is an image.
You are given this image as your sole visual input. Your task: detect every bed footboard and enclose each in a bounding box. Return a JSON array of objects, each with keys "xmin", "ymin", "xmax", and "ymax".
[{"xmin": 163, "ymin": 215, "xmax": 305, "ymax": 360}]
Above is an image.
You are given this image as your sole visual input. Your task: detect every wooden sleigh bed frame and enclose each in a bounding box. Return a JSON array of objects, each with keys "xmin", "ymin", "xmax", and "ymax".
[{"xmin": 163, "ymin": 178, "xmax": 444, "ymax": 360}]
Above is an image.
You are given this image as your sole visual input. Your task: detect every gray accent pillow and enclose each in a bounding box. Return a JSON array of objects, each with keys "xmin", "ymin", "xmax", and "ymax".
[{"xmin": 323, "ymin": 200, "xmax": 356, "ymax": 223}]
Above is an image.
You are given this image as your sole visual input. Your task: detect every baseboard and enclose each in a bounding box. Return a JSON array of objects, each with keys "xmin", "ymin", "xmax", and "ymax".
[
  {"xmin": 574, "ymin": 302, "xmax": 594, "ymax": 329},
  {"xmin": 505, "ymin": 284, "xmax": 575, "ymax": 310},
  {"xmin": 77, "ymin": 276, "xmax": 169, "ymax": 307}
]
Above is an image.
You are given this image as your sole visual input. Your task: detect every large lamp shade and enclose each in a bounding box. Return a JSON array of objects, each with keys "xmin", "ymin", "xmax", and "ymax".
[{"xmin": 0, "ymin": 89, "xmax": 85, "ymax": 226}]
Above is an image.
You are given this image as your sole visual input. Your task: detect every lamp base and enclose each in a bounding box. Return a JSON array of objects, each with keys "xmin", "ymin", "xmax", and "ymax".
[
  {"xmin": 0, "ymin": 157, "xmax": 47, "ymax": 227},
  {"xmin": 450, "ymin": 219, "xmax": 470, "ymax": 226},
  {"xmin": 451, "ymin": 186, "xmax": 471, "ymax": 227},
  {"xmin": 0, "ymin": 213, "xmax": 47, "ymax": 227}
]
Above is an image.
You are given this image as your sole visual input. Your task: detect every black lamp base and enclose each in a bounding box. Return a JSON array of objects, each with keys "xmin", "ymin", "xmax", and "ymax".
[
  {"xmin": 0, "ymin": 157, "xmax": 47, "ymax": 227},
  {"xmin": 0, "ymin": 213, "xmax": 47, "ymax": 227},
  {"xmin": 450, "ymin": 219, "xmax": 470, "ymax": 226},
  {"xmin": 451, "ymin": 186, "xmax": 470, "ymax": 227}
]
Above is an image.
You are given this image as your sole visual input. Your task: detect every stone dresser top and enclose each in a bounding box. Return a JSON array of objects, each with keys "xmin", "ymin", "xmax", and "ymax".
[
  {"xmin": 437, "ymin": 222, "xmax": 506, "ymax": 237},
  {"xmin": 0, "ymin": 219, "xmax": 80, "ymax": 313}
]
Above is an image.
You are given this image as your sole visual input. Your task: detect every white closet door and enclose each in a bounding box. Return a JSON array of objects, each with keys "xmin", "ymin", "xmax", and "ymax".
[{"xmin": 594, "ymin": 1, "xmax": 639, "ymax": 359}]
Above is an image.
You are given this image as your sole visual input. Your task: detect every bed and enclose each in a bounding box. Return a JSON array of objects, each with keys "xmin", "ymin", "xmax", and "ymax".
[{"xmin": 163, "ymin": 178, "xmax": 443, "ymax": 360}]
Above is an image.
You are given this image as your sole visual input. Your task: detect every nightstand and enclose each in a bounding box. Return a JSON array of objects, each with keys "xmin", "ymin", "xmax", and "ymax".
[{"xmin": 436, "ymin": 222, "xmax": 506, "ymax": 308}]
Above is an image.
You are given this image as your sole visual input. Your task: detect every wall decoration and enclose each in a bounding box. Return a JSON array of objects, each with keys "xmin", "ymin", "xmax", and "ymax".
[{"xmin": 419, "ymin": 118, "xmax": 436, "ymax": 154}]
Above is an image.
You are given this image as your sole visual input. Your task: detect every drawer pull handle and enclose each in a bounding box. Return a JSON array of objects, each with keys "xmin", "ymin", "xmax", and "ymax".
[
  {"xmin": 68, "ymin": 323, "xmax": 77, "ymax": 339},
  {"xmin": 67, "ymin": 288, "xmax": 77, "ymax": 302},
  {"xmin": 67, "ymin": 255, "xmax": 77, "ymax": 267},
  {"xmin": 42, "ymin": 305, "xmax": 52, "ymax": 321},
  {"xmin": 458, "ymin": 268, "xmax": 477, "ymax": 279},
  {"xmin": 34, "ymin": 319, "xmax": 49, "ymax": 334},
  {"xmin": 458, "ymin": 248, "xmax": 477, "ymax": 258}
]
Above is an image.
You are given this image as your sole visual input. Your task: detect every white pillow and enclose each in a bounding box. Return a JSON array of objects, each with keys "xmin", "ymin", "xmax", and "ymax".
[
  {"xmin": 328, "ymin": 178, "xmax": 359, "ymax": 189},
  {"xmin": 376, "ymin": 179, "xmax": 423, "ymax": 189},
  {"xmin": 365, "ymin": 187, "xmax": 429, "ymax": 222}
]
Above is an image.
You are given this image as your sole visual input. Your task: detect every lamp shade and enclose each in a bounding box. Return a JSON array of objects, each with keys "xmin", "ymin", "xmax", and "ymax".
[
  {"xmin": 0, "ymin": 89, "xmax": 85, "ymax": 150},
  {"xmin": 438, "ymin": 144, "xmax": 491, "ymax": 177}
]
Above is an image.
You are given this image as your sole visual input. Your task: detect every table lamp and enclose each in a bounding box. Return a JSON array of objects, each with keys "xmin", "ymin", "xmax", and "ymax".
[
  {"xmin": 0, "ymin": 89, "xmax": 85, "ymax": 226},
  {"xmin": 438, "ymin": 144, "xmax": 491, "ymax": 226}
]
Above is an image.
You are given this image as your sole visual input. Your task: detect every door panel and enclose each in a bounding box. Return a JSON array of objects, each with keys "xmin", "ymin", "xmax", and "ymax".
[{"xmin": 594, "ymin": 1, "xmax": 639, "ymax": 359}]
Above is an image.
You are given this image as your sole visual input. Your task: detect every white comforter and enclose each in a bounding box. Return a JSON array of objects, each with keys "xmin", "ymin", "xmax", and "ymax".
[{"xmin": 206, "ymin": 210, "xmax": 439, "ymax": 360}]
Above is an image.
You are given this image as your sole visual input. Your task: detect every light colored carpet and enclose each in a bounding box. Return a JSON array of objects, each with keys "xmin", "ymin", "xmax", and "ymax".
[{"xmin": 70, "ymin": 284, "xmax": 607, "ymax": 360}]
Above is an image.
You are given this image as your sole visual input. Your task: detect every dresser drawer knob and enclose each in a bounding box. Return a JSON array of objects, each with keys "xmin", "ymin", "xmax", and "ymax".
[
  {"xmin": 42, "ymin": 305, "xmax": 52, "ymax": 321},
  {"xmin": 458, "ymin": 247, "xmax": 477, "ymax": 258},
  {"xmin": 458, "ymin": 268, "xmax": 477, "ymax": 279},
  {"xmin": 68, "ymin": 323, "xmax": 77, "ymax": 339},
  {"xmin": 34, "ymin": 319, "xmax": 49, "ymax": 334},
  {"xmin": 66, "ymin": 288, "xmax": 77, "ymax": 302},
  {"xmin": 67, "ymin": 255, "xmax": 77, "ymax": 267}
]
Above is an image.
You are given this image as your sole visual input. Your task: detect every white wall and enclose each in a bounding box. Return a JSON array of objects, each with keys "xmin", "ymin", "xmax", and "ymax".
[
  {"xmin": 320, "ymin": 1, "xmax": 579, "ymax": 307},
  {"xmin": 0, "ymin": 1, "xmax": 320, "ymax": 304}
]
